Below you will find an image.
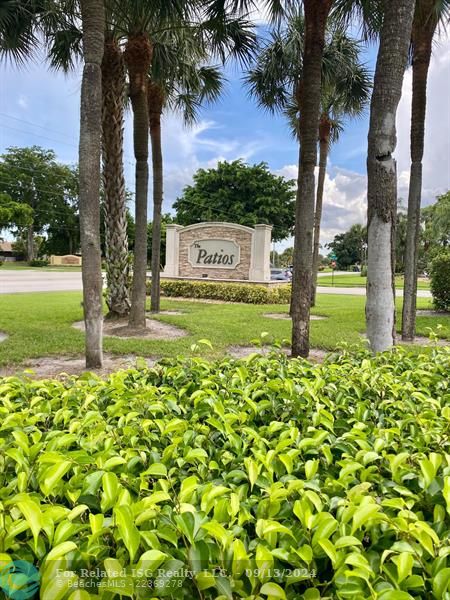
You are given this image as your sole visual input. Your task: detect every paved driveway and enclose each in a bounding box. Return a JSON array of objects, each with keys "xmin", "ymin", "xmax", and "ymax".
[{"xmin": 0, "ymin": 269, "xmax": 432, "ymax": 298}]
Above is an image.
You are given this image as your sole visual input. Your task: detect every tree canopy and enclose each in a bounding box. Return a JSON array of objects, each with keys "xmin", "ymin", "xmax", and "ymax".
[
  {"xmin": 173, "ymin": 160, "xmax": 296, "ymax": 242},
  {"xmin": 0, "ymin": 146, "xmax": 79, "ymax": 254},
  {"xmin": 327, "ymin": 224, "xmax": 367, "ymax": 270},
  {"xmin": 0, "ymin": 192, "xmax": 33, "ymax": 232}
]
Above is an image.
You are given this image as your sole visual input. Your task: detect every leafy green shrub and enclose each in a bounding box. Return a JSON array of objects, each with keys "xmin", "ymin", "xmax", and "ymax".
[
  {"xmin": 1, "ymin": 347, "xmax": 450, "ymax": 598},
  {"xmin": 28, "ymin": 258, "xmax": 49, "ymax": 267},
  {"xmin": 0, "ymin": 259, "xmax": 3, "ymax": 267},
  {"xmin": 430, "ymin": 252, "xmax": 450, "ymax": 311},
  {"xmin": 155, "ymin": 279, "xmax": 291, "ymax": 304}
]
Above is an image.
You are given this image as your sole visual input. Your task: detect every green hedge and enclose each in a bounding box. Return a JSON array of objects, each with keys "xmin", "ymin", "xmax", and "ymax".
[
  {"xmin": 28, "ymin": 258, "xmax": 49, "ymax": 267},
  {"xmin": 430, "ymin": 251, "xmax": 450, "ymax": 311},
  {"xmin": 1, "ymin": 347, "xmax": 450, "ymax": 598},
  {"xmin": 155, "ymin": 279, "xmax": 291, "ymax": 304}
]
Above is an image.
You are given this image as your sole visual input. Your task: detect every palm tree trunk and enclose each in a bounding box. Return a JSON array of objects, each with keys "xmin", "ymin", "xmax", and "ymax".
[
  {"xmin": 402, "ymin": 15, "xmax": 435, "ymax": 341},
  {"xmin": 102, "ymin": 36, "xmax": 130, "ymax": 319},
  {"xmin": 311, "ymin": 117, "xmax": 330, "ymax": 307},
  {"xmin": 78, "ymin": 0, "xmax": 105, "ymax": 368},
  {"xmin": 366, "ymin": 0, "xmax": 415, "ymax": 353},
  {"xmin": 291, "ymin": 0, "xmax": 332, "ymax": 358},
  {"xmin": 148, "ymin": 83, "xmax": 164, "ymax": 314},
  {"xmin": 124, "ymin": 34, "xmax": 153, "ymax": 329}
]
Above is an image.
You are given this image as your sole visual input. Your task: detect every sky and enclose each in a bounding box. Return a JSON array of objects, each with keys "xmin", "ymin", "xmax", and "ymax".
[{"xmin": 1, "ymin": 21, "xmax": 449, "ymax": 252}]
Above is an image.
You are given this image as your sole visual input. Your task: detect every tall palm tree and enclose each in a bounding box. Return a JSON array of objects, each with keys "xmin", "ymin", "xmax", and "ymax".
[
  {"xmin": 206, "ymin": 0, "xmax": 381, "ymax": 358},
  {"xmin": 113, "ymin": 1, "xmax": 254, "ymax": 328},
  {"xmin": 102, "ymin": 30, "xmax": 130, "ymax": 319},
  {"xmin": 289, "ymin": 0, "xmax": 332, "ymax": 358},
  {"xmin": 119, "ymin": 5, "xmax": 154, "ymax": 330},
  {"xmin": 111, "ymin": 0, "xmax": 201, "ymax": 330},
  {"xmin": 246, "ymin": 17, "xmax": 371, "ymax": 307},
  {"xmin": 0, "ymin": 0, "xmax": 106, "ymax": 366},
  {"xmin": 366, "ymin": 0, "xmax": 415, "ymax": 352},
  {"xmin": 311, "ymin": 36, "xmax": 371, "ymax": 306},
  {"xmin": 147, "ymin": 31, "xmax": 224, "ymax": 313},
  {"xmin": 401, "ymin": 0, "xmax": 450, "ymax": 341},
  {"xmin": 45, "ymin": 5, "xmax": 132, "ymax": 320},
  {"xmin": 78, "ymin": 0, "xmax": 105, "ymax": 367}
]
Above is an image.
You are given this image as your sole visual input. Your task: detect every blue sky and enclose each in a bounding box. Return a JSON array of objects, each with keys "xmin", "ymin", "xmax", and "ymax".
[{"xmin": 1, "ymin": 30, "xmax": 449, "ymax": 249}]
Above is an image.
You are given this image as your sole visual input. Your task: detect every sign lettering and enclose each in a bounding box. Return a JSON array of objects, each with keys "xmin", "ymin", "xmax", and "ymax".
[{"xmin": 188, "ymin": 239, "xmax": 240, "ymax": 269}]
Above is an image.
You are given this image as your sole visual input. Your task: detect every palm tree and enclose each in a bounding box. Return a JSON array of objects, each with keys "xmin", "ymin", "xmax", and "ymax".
[
  {"xmin": 112, "ymin": 1, "xmax": 254, "ymax": 328},
  {"xmin": 366, "ymin": 0, "xmax": 415, "ymax": 353},
  {"xmin": 147, "ymin": 31, "xmax": 224, "ymax": 313},
  {"xmin": 45, "ymin": 5, "xmax": 131, "ymax": 320},
  {"xmin": 102, "ymin": 30, "xmax": 130, "ymax": 319},
  {"xmin": 228, "ymin": 0, "xmax": 377, "ymax": 358},
  {"xmin": 0, "ymin": 1, "xmax": 105, "ymax": 366},
  {"xmin": 118, "ymin": 3, "xmax": 155, "ymax": 330},
  {"xmin": 288, "ymin": 0, "xmax": 333, "ymax": 358},
  {"xmin": 245, "ymin": 17, "xmax": 371, "ymax": 307},
  {"xmin": 401, "ymin": 0, "xmax": 450, "ymax": 341},
  {"xmin": 78, "ymin": 0, "xmax": 105, "ymax": 367},
  {"xmin": 311, "ymin": 35, "xmax": 371, "ymax": 305}
]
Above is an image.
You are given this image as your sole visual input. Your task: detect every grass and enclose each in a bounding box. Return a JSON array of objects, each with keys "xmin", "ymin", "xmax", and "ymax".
[
  {"xmin": 0, "ymin": 261, "xmax": 82, "ymax": 272},
  {"xmin": 0, "ymin": 291, "xmax": 448, "ymax": 366},
  {"xmin": 318, "ymin": 273, "xmax": 430, "ymax": 289}
]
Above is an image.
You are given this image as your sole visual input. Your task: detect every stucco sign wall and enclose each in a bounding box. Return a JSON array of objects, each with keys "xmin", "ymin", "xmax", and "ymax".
[{"xmin": 163, "ymin": 222, "xmax": 272, "ymax": 282}]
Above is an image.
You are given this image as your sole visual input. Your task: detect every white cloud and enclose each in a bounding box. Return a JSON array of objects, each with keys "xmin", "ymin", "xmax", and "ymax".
[
  {"xmin": 18, "ymin": 94, "xmax": 28, "ymax": 109},
  {"xmin": 275, "ymin": 163, "xmax": 367, "ymax": 250},
  {"xmin": 144, "ymin": 114, "xmax": 269, "ymax": 208}
]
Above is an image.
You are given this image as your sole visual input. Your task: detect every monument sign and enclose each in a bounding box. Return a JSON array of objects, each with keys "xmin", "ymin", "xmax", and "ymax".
[{"xmin": 163, "ymin": 222, "xmax": 272, "ymax": 283}]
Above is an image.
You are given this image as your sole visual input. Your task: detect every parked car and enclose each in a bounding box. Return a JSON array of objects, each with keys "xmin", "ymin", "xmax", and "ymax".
[{"xmin": 270, "ymin": 268, "xmax": 290, "ymax": 281}]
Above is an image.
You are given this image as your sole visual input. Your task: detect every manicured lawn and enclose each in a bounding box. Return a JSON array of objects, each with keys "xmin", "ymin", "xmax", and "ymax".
[
  {"xmin": 319, "ymin": 273, "xmax": 430, "ymax": 289},
  {"xmin": 0, "ymin": 261, "xmax": 82, "ymax": 272},
  {"xmin": 0, "ymin": 291, "xmax": 448, "ymax": 366}
]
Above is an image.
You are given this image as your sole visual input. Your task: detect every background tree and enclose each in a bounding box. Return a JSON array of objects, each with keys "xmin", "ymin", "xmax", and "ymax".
[
  {"xmin": 327, "ymin": 224, "xmax": 367, "ymax": 270},
  {"xmin": 244, "ymin": 0, "xmax": 333, "ymax": 356},
  {"xmin": 420, "ymin": 191, "xmax": 450, "ymax": 269},
  {"xmin": 0, "ymin": 146, "xmax": 78, "ymax": 261},
  {"xmin": 0, "ymin": 192, "xmax": 33, "ymax": 233},
  {"xmin": 365, "ymin": 0, "xmax": 415, "ymax": 353},
  {"xmin": 120, "ymin": 3, "xmax": 154, "ymax": 330},
  {"xmin": 78, "ymin": 0, "xmax": 105, "ymax": 368},
  {"xmin": 174, "ymin": 160, "xmax": 296, "ymax": 242},
  {"xmin": 279, "ymin": 246, "xmax": 294, "ymax": 267},
  {"xmin": 402, "ymin": 0, "xmax": 450, "ymax": 341}
]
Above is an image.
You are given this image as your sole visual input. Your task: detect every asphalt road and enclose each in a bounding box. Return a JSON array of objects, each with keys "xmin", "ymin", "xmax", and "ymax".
[
  {"xmin": 0, "ymin": 270, "xmax": 84, "ymax": 294},
  {"xmin": 0, "ymin": 269, "xmax": 432, "ymax": 297}
]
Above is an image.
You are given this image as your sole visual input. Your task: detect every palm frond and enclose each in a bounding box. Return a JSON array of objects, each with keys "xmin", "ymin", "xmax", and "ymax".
[
  {"xmin": 330, "ymin": 0, "xmax": 384, "ymax": 41},
  {"xmin": 198, "ymin": 14, "xmax": 256, "ymax": 66},
  {"xmin": 0, "ymin": 0, "xmax": 40, "ymax": 65},
  {"xmin": 46, "ymin": 23, "xmax": 82, "ymax": 71},
  {"xmin": 245, "ymin": 9, "xmax": 372, "ymax": 145}
]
